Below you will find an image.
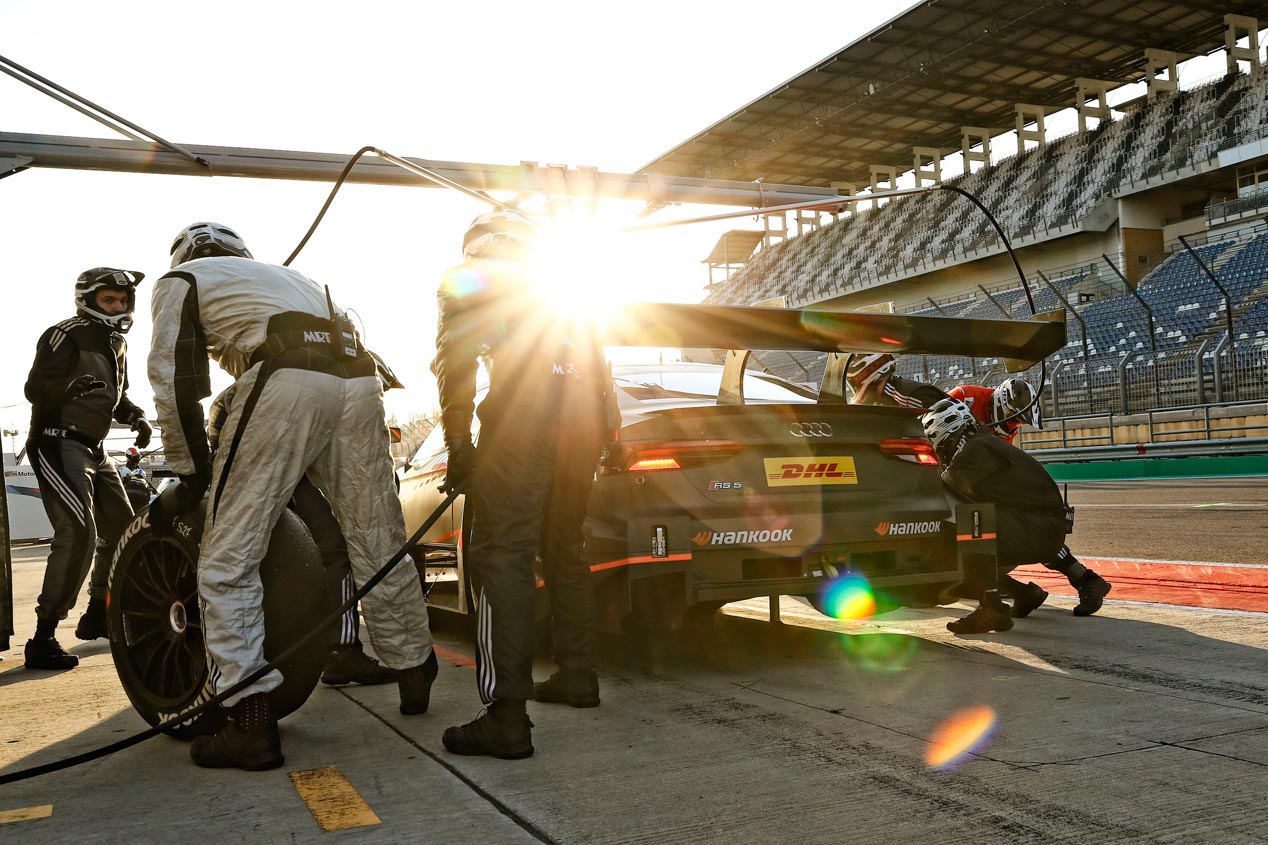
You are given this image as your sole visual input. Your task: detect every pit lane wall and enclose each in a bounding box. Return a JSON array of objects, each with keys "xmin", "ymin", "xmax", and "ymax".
[{"xmin": 1019, "ymin": 401, "xmax": 1268, "ymax": 481}]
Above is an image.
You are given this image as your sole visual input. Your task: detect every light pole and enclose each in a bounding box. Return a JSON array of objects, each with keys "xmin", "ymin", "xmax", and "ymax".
[{"xmin": 2, "ymin": 430, "xmax": 18, "ymax": 456}]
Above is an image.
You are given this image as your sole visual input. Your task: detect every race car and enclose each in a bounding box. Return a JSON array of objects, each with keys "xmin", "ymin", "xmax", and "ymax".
[{"xmin": 400, "ymin": 358, "xmax": 962, "ymax": 629}]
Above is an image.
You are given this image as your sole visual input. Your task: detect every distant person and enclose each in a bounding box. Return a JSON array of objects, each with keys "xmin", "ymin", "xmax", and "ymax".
[
  {"xmin": 846, "ymin": 353, "xmax": 950, "ymax": 409},
  {"xmin": 922, "ymin": 398, "xmax": 1068, "ymax": 634},
  {"xmin": 23, "ymin": 267, "xmax": 153, "ymax": 668},
  {"xmin": 149, "ymin": 222, "xmax": 435, "ymax": 771},
  {"xmin": 950, "ymin": 378, "xmax": 1111, "ymax": 616},
  {"xmin": 434, "ymin": 210, "xmax": 613, "ymax": 759}
]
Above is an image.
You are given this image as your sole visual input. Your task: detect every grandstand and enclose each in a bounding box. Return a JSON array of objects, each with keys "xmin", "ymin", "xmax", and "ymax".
[{"xmin": 644, "ymin": 1, "xmax": 1268, "ymax": 423}]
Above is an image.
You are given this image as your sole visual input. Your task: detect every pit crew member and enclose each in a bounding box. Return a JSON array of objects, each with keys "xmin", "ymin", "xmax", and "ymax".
[{"xmin": 23, "ymin": 267, "xmax": 151, "ymax": 668}]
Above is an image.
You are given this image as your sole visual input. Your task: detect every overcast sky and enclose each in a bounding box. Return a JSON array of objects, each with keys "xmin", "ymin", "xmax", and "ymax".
[{"xmin": 0, "ymin": 0, "xmax": 922, "ymax": 440}]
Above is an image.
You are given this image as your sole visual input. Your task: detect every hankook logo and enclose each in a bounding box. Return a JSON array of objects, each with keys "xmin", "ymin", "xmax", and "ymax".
[
  {"xmin": 789, "ymin": 422, "xmax": 833, "ymax": 438},
  {"xmin": 874, "ymin": 520, "xmax": 941, "ymax": 536}
]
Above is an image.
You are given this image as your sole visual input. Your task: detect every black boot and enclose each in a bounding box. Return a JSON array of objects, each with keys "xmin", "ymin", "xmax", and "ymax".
[
  {"xmin": 1009, "ymin": 581, "xmax": 1049, "ymax": 618},
  {"xmin": 398, "ymin": 651, "xmax": 439, "ymax": 715},
  {"xmin": 532, "ymin": 668, "xmax": 600, "ymax": 708},
  {"xmin": 442, "ymin": 699, "xmax": 534, "ymax": 759},
  {"xmin": 74, "ymin": 598, "xmax": 109, "ymax": 641},
  {"xmin": 1072, "ymin": 571, "xmax": 1112, "ymax": 617},
  {"xmin": 947, "ymin": 591, "xmax": 1014, "ymax": 634},
  {"xmin": 190, "ymin": 692, "xmax": 283, "ymax": 771},
  {"xmin": 322, "ymin": 644, "xmax": 397, "ymax": 686},
  {"xmin": 25, "ymin": 625, "xmax": 79, "ymax": 670}
]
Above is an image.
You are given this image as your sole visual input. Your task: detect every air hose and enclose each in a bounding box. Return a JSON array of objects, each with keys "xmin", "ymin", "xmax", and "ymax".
[{"xmin": 0, "ymin": 489, "xmax": 458, "ymax": 786}]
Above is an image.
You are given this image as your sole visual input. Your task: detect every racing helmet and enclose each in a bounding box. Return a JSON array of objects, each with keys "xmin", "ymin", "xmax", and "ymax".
[
  {"xmin": 461, "ymin": 210, "xmax": 537, "ymax": 259},
  {"xmin": 75, "ymin": 267, "xmax": 144, "ymax": 333},
  {"xmin": 992, "ymin": 377, "xmax": 1040, "ymax": 434},
  {"xmin": 921, "ymin": 397, "xmax": 978, "ymax": 456},
  {"xmin": 845, "ymin": 353, "xmax": 896, "ymax": 404},
  {"xmin": 125, "ymin": 446, "xmax": 141, "ymax": 466},
  {"xmin": 169, "ymin": 222, "xmax": 252, "ymax": 268}
]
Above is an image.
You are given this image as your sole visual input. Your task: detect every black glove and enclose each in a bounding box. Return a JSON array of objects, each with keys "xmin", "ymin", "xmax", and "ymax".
[
  {"xmin": 66, "ymin": 374, "xmax": 107, "ymax": 401},
  {"xmin": 149, "ymin": 472, "xmax": 210, "ymax": 537},
  {"xmin": 439, "ymin": 441, "xmax": 476, "ymax": 496},
  {"xmin": 131, "ymin": 417, "xmax": 153, "ymax": 449}
]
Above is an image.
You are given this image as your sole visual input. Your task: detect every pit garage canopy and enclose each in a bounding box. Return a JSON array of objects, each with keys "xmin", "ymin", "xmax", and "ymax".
[{"xmin": 642, "ymin": 0, "xmax": 1268, "ymax": 188}]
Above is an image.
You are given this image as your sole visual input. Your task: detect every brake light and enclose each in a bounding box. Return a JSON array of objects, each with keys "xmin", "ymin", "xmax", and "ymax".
[
  {"xmin": 879, "ymin": 437, "xmax": 939, "ymax": 465},
  {"xmin": 607, "ymin": 440, "xmax": 743, "ymax": 473},
  {"xmin": 628, "ymin": 457, "xmax": 681, "ymax": 472}
]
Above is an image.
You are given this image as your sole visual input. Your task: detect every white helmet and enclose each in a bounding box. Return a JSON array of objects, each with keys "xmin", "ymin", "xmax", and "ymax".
[
  {"xmin": 921, "ymin": 397, "xmax": 978, "ymax": 455},
  {"xmin": 992, "ymin": 378, "xmax": 1040, "ymax": 433},
  {"xmin": 845, "ymin": 353, "xmax": 896, "ymax": 404},
  {"xmin": 169, "ymin": 222, "xmax": 252, "ymax": 268},
  {"xmin": 462, "ymin": 210, "xmax": 537, "ymax": 259},
  {"xmin": 75, "ymin": 267, "xmax": 144, "ymax": 333}
]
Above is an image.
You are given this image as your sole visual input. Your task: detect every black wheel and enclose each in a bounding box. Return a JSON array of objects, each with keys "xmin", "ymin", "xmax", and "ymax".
[{"xmin": 107, "ymin": 504, "xmax": 336, "ymax": 739}]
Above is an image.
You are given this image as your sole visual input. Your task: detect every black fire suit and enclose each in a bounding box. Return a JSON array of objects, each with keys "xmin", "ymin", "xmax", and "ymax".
[
  {"xmin": 25, "ymin": 316, "xmax": 144, "ymax": 622},
  {"xmin": 433, "ymin": 257, "xmax": 610, "ymax": 704},
  {"xmin": 940, "ymin": 433, "xmax": 1067, "ymax": 589}
]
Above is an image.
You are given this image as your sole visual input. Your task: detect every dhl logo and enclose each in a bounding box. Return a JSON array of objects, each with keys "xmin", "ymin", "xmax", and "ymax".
[{"xmin": 763, "ymin": 456, "xmax": 858, "ymax": 487}]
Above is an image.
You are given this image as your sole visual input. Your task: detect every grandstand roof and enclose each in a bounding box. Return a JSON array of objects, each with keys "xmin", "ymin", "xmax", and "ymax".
[{"xmin": 642, "ymin": 0, "xmax": 1268, "ymax": 188}]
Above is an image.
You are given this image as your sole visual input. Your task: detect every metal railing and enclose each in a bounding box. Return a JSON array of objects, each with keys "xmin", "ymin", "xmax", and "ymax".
[{"xmin": 1022, "ymin": 398, "xmax": 1268, "ymax": 456}]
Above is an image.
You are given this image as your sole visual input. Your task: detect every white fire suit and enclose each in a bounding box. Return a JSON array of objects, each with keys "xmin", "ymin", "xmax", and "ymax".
[{"xmin": 149, "ymin": 255, "xmax": 432, "ymax": 707}]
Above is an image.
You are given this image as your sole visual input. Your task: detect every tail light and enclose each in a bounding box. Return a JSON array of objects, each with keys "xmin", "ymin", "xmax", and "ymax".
[
  {"xmin": 879, "ymin": 437, "xmax": 939, "ymax": 465},
  {"xmin": 602, "ymin": 440, "xmax": 743, "ymax": 474}
]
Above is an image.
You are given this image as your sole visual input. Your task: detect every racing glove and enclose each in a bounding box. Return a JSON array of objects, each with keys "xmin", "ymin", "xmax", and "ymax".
[
  {"xmin": 131, "ymin": 417, "xmax": 153, "ymax": 449},
  {"xmin": 149, "ymin": 472, "xmax": 210, "ymax": 537},
  {"xmin": 439, "ymin": 440, "xmax": 476, "ymax": 496},
  {"xmin": 66, "ymin": 374, "xmax": 107, "ymax": 401}
]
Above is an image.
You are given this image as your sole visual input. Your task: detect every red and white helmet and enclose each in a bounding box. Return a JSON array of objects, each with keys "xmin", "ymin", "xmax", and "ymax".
[
  {"xmin": 992, "ymin": 377, "xmax": 1040, "ymax": 434},
  {"xmin": 462, "ymin": 210, "xmax": 537, "ymax": 259},
  {"xmin": 170, "ymin": 222, "xmax": 252, "ymax": 268},
  {"xmin": 845, "ymin": 353, "xmax": 896, "ymax": 404},
  {"xmin": 921, "ymin": 397, "xmax": 978, "ymax": 455}
]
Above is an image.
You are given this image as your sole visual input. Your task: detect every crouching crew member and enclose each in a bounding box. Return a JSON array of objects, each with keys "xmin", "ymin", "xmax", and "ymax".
[
  {"xmin": 434, "ymin": 210, "xmax": 612, "ymax": 760},
  {"xmin": 922, "ymin": 398, "xmax": 1068, "ymax": 634},
  {"xmin": 949, "ymin": 378, "xmax": 1111, "ymax": 616},
  {"xmin": 23, "ymin": 267, "xmax": 152, "ymax": 668},
  {"xmin": 149, "ymin": 222, "xmax": 435, "ymax": 771}
]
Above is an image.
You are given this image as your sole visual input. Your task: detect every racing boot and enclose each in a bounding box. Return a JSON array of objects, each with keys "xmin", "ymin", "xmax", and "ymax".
[
  {"xmin": 74, "ymin": 597, "xmax": 109, "ymax": 641},
  {"xmin": 946, "ymin": 591, "xmax": 1014, "ymax": 635},
  {"xmin": 398, "ymin": 651, "xmax": 439, "ymax": 715},
  {"xmin": 532, "ymin": 668, "xmax": 600, "ymax": 708},
  {"xmin": 442, "ymin": 699, "xmax": 534, "ymax": 760},
  {"xmin": 190, "ymin": 692, "xmax": 283, "ymax": 771},
  {"xmin": 1007, "ymin": 580, "xmax": 1049, "ymax": 619},
  {"xmin": 1072, "ymin": 571, "xmax": 1112, "ymax": 617},
  {"xmin": 321, "ymin": 644, "xmax": 396, "ymax": 686},
  {"xmin": 25, "ymin": 622, "xmax": 80, "ymax": 670}
]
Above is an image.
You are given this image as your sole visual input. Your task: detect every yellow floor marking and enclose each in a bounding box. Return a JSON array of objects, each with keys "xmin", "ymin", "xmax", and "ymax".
[
  {"xmin": 0, "ymin": 805, "xmax": 53, "ymax": 825},
  {"xmin": 289, "ymin": 766, "xmax": 381, "ymax": 832}
]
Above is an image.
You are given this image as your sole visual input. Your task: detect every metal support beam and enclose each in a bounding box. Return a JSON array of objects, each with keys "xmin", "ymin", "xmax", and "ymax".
[
  {"xmin": 1178, "ymin": 234, "xmax": 1235, "ymax": 367},
  {"xmin": 0, "ymin": 131, "xmax": 845, "ymax": 208}
]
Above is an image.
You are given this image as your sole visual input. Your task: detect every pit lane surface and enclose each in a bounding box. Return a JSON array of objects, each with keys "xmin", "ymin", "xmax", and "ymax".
[{"xmin": 2, "ymin": 476, "xmax": 1267, "ymax": 842}]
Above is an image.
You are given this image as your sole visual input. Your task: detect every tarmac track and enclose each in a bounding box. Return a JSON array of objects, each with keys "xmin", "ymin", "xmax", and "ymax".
[{"xmin": 1, "ymin": 476, "xmax": 1266, "ymax": 842}]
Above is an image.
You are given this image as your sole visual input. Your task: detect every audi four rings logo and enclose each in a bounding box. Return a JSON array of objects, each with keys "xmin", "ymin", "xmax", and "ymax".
[{"xmin": 790, "ymin": 422, "xmax": 833, "ymax": 437}]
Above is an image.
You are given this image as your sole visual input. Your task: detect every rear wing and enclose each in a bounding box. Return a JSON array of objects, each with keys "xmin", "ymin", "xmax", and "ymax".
[{"xmin": 604, "ymin": 303, "xmax": 1065, "ymax": 366}]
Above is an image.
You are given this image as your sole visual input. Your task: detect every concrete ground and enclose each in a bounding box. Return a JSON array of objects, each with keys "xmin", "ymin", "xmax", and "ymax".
[{"xmin": 2, "ymin": 477, "xmax": 1267, "ymax": 842}]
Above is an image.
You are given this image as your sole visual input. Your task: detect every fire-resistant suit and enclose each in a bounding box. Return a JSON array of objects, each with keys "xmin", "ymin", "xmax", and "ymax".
[
  {"xmin": 25, "ymin": 316, "xmax": 144, "ymax": 623},
  {"xmin": 149, "ymin": 255, "xmax": 432, "ymax": 706},
  {"xmin": 433, "ymin": 257, "xmax": 610, "ymax": 704}
]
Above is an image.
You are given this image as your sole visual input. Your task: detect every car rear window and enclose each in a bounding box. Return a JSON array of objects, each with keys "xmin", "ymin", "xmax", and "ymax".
[{"xmin": 616, "ymin": 370, "xmax": 815, "ymax": 403}]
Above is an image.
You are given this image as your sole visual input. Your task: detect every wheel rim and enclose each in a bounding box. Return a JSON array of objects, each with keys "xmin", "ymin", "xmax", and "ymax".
[{"xmin": 117, "ymin": 535, "xmax": 205, "ymax": 708}]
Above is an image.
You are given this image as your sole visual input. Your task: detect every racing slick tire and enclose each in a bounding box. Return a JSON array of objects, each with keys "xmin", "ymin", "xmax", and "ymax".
[{"xmin": 106, "ymin": 502, "xmax": 336, "ymax": 739}]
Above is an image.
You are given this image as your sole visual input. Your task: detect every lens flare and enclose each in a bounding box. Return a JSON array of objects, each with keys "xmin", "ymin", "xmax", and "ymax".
[
  {"xmin": 819, "ymin": 573, "xmax": 876, "ymax": 620},
  {"xmin": 925, "ymin": 705, "xmax": 997, "ymax": 769},
  {"xmin": 840, "ymin": 632, "xmax": 917, "ymax": 673}
]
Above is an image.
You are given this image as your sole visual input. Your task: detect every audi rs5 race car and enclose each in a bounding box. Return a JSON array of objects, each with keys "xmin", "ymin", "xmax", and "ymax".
[
  {"xmin": 400, "ymin": 302, "xmax": 1065, "ymax": 629},
  {"xmin": 399, "ymin": 359, "xmax": 966, "ymax": 629}
]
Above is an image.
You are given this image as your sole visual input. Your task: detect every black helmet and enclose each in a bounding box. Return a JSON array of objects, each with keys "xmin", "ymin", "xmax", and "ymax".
[
  {"xmin": 462, "ymin": 210, "xmax": 537, "ymax": 259},
  {"xmin": 75, "ymin": 267, "xmax": 144, "ymax": 333}
]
